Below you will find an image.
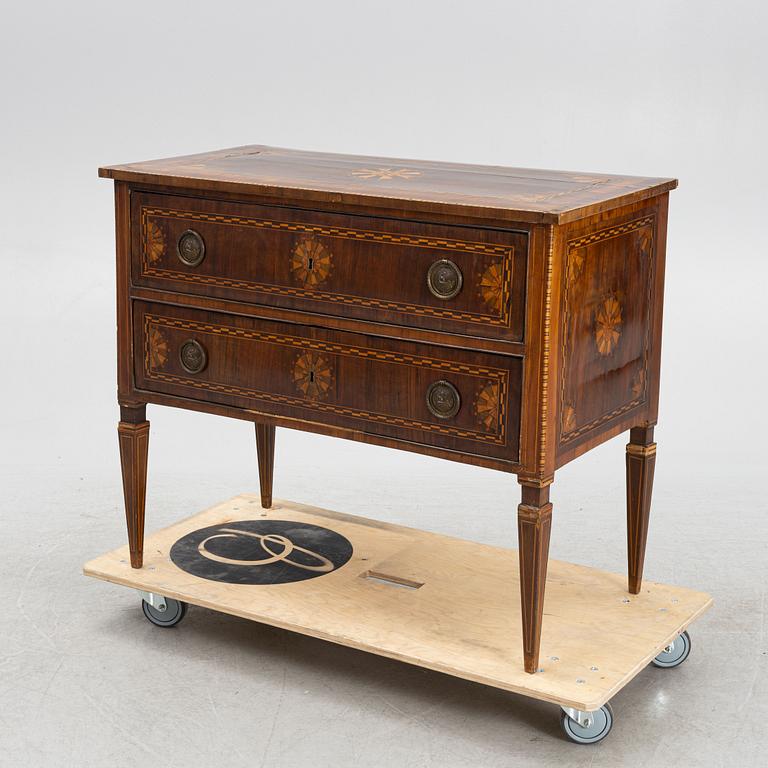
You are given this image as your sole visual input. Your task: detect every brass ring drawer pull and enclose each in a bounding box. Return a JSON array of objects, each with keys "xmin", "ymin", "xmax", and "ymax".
[
  {"xmin": 179, "ymin": 339, "xmax": 208, "ymax": 374},
  {"xmin": 177, "ymin": 229, "xmax": 206, "ymax": 267},
  {"xmin": 426, "ymin": 259, "xmax": 463, "ymax": 300},
  {"xmin": 426, "ymin": 380, "xmax": 461, "ymax": 419}
]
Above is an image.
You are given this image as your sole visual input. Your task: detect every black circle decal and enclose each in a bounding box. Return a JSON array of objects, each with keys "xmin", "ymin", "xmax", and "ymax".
[{"xmin": 170, "ymin": 520, "xmax": 353, "ymax": 585}]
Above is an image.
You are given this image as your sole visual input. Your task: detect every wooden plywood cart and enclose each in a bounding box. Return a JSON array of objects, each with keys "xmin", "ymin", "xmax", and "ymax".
[{"xmin": 84, "ymin": 495, "xmax": 712, "ymax": 744}]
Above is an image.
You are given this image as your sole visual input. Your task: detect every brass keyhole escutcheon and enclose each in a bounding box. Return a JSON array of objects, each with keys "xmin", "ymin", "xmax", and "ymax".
[
  {"xmin": 177, "ymin": 229, "xmax": 206, "ymax": 267},
  {"xmin": 179, "ymin": 339, "xmax": 208, "ymax": 374},
  {"xmin": 427, "ymin": 259, "xmax": 463, "ymax": 300},
  {"xmin": 426, "ymin": 380, "xmax": 461, "ymax": 419}
]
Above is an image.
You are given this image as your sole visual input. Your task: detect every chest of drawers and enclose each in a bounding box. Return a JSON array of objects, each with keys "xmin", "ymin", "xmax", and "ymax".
[{"xmin": 100, "ymin": 145, "xmax": 676, "ymax": 673}]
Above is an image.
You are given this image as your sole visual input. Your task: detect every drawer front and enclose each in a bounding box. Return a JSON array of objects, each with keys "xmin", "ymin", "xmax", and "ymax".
[
  {"xmin": 134, "ymin": 301, "xmax": 522, "ymax": 462},
  {"xmin": 131, "ymin": 192, "xmax": 527, "ymax": 341}
]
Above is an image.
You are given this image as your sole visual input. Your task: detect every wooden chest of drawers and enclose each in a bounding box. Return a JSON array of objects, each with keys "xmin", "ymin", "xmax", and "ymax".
[{"xmin": 100, "ymin": 145, "xmax": 676, "ymax": 673}]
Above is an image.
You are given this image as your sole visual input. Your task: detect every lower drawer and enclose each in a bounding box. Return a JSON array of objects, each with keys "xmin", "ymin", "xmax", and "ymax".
[{"xmin": 134, "ymin": 302, "xmax": 522, "ymax": 462}]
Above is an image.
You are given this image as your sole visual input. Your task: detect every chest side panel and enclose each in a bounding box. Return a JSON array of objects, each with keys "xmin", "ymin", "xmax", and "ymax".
[{"xmin": 556, "ymin": 199, "xmax": 665, "ymax": 457}]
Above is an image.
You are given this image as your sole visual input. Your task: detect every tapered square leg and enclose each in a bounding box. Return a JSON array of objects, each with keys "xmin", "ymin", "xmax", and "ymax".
[
  {"xmin": 118, "ymin": 405, "xmax": 149, "ymax": 569},
  {"xmin": 626, "ymin": 426, "xmax": 656, "ymax": 594},
  {"xmin": 255, "ymin": 423, "xmax": 276, "ymax": 509},
  {"xmin": 517, "ymin": 483, "xmax": 553, "ymax": 674}
]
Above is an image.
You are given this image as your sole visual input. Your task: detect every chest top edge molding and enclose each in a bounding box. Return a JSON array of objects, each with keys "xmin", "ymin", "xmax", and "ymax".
[{"xmin": 100, "ymin": 144, "xmax": 677, "ymax": 226}]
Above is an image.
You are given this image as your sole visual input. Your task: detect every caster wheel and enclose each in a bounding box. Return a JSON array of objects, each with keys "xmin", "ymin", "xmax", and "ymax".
[
  {"xmin": 560, "ymin": 702, "xmax": 614, "ymax": 745},
  {"xmin": 652, "ymin": 630, "xmax": 691, "ymax": 668},
  {"xmin": 141, "ymin": 597, "xmax": 187, "ymax": 628}
]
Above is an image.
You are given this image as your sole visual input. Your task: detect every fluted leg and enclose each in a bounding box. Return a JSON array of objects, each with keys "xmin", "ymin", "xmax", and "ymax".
[
  {"xmin": 255, "ymin": 423, "xmax": 276, "ymax": 509},
  {"xmin": 118, "ymin": 404, "xmax": 149, "ymax": 569},
  {"xmin": 517, "ymin": 482, "xmax": 553, "ymax": 674},
  {"xmin": 626, "ymin": 425, "xmax": 656, "ymax": 594}
]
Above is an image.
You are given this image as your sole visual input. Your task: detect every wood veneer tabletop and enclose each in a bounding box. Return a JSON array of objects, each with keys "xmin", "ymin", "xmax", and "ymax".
[{"xmin": 99, "ymin": 145, "xmax": 677, "ymax": 225}]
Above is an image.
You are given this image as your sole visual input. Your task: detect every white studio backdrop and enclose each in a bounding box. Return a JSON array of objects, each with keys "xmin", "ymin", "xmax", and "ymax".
[{"xmin": 1, "ymin": 0, "xmax": 765, "ymax": 553}]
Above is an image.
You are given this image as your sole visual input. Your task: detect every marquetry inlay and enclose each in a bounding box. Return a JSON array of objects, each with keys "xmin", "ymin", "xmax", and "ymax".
[
  {"xmin": 474, "ymin": 381, "xmax": 501, "ymax": 431},
  {"xmin": 562, "ymin": 404, "xmax": 576, "ymax": 434},
  {"xmin": 148, "ymin": 327, "xmax": 168, "ymax": 368},
  {"xmin": 290, "ymin": 235, "xmax": 332, "ymax": 288},
  {"xmin": 478, "ymin": 262, "xmax": 505, "ymax": 314},
  {"xmin": 594, "ymin": 295, "xmax": 623, "ymax": 356},
  {"xmin": 631, "ymin": 368, "xmax": 646, "ymax": 399},
  {"xmin": 569, "ymin": 250, "xmax": 585, "ymax": 285},
  {"xmin": 626, "ymin": 442, "xmax": 657, "ymax": 459},
  {"xmin": 351, "ymin": 168, "xmax": 421, "ymax": 180},
  {"xmin": 142, "ymin": 314, "xmax": 509, "ymax": 445},
  {"xmin": 145, "ymin": 221, "xmax": 166, "ymax": 264},
  {"xmin": 293, "ymin": 351, "xmax": 334, "ymax": 400},
  {"xmin": 559, "ymin": 216, "xmax": 656, "ymax": 444},
  {"xmin": 140, "ymin": 206, "xmax": 514, "ymax": 328}
]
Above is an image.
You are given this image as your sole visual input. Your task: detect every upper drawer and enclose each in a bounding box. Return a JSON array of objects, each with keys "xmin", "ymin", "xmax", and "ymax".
[{"xmin": 130, "ymin": 192, "xmax": 527, "ymax": 341}]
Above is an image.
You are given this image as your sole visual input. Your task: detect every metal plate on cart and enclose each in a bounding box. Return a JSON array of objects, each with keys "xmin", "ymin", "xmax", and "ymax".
[{"xmin": 170, "ymin": 519, "xmax": 353, "ymax": 585}]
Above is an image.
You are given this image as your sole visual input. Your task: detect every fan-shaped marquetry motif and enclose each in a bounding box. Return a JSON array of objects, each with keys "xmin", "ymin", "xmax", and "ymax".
[
  {"xmin": 145, "ymin": 221, "xmax": 166, "ymax": 264},
  {"xmin": 351, "ymin": 168, "xmax": 421, "ymax": 180},
  {"xmin": 474, "ymin": 382, "xmax": 500, "ymax": 431},
  {"xmin": 478, "ymin": 262, "xmax": 504, "ymax": 314},
  {"xmin": 562, "ymin": 403, "xmax": 577, "ymax": 434},
  {"xmin": 638, "ymin": 229, "xmax": 653, "ymax": 258},
  {"xmin": 293, "ymin": 351, "xmax": 333, "ymax": 400},
  {"xmin": 291, "ymin": 236, "xmax": 332, "ymax": 288},
  {"xmin": 569, "ymin": 249, "xmax": 586, "ymax": 284},
  {"xmin": 149, "ymin": 327, "xmax": 169, "ymax": 368},
  {"xmin": 594, "ymin": 296, "xmax": 622, "ymax": 356},
  {"xmin": 631, "ymin": 368, "xmax": 646, "ymax": 399}
]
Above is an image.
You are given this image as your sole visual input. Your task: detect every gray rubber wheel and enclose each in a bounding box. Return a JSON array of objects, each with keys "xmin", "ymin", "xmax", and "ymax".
[
  {"xmin": 141, "ymin": 597, "xmax": 187, "ymax": 628},
  {"xmin": 560, "ymin": 702, "xmax": 614, "ymax": 745},
  {"xmin": 652, "ymin": 630, "xmax": 691, "ymax": 668}
]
